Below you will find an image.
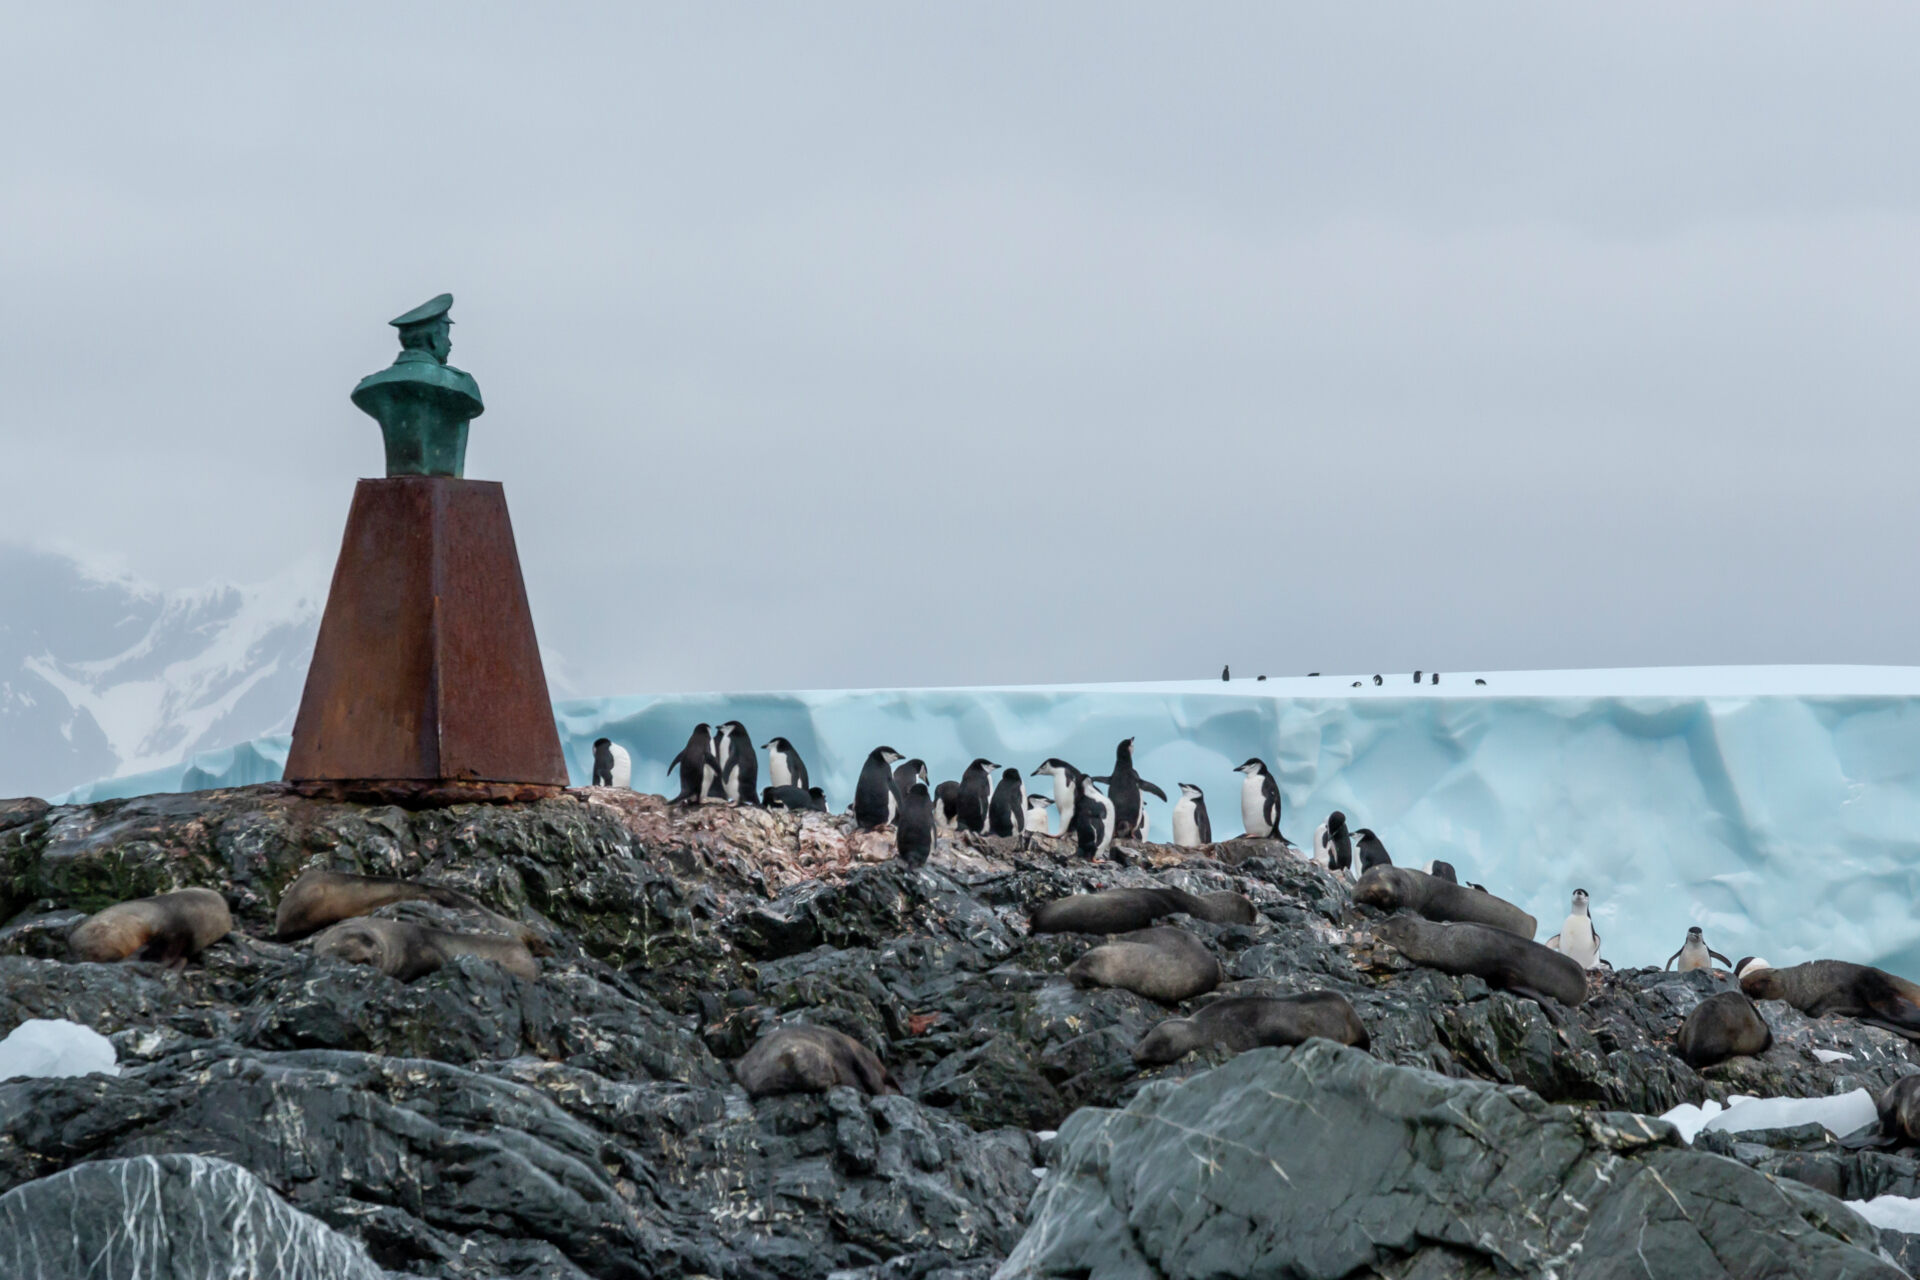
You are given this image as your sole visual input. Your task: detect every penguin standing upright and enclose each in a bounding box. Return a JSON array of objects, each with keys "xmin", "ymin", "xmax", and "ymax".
[
  {"xmin": 1097, "ymin": 738, "xmax": 1165, "ymax": 840},
  {"xmin": 896, "ymin": 782, "xmax": 935, "ymax": 868},
  {"xmin": 1354, "ymin": 827, "xmax": 1392, "ymax": 872},
  {"xmin": 665, "ymin": 724, "xmax": 720, "ymax": 806},
  {"xmin": 761, "ymin": 737, "xmax": 811, "ymax": 791},
  {"xmin": 892, "ymin": 758, "xmax": 929, "ymax": 807},
  {"xmin": 933, "ymin": 780, "xmax": 961, "ymax": 831},
  {"xmin": 988, "ymin": 767, "xmax": 1027, "ymax": 837},
  {"xmin": 1234, "ymin": 758, "xmax": 1285, "ymax": 840},
  {"xmin": 591, "ymin": 738, "xmax": 632, "ymax": 789},
  {"xmin": 713, "ymin": 721, "xmax": 758, "ymax": 804},
  {"xmin": 1031, "ymin": 759, "xmax": 1083, "ymax": 833},
  {"xmin": 1067, "ymin": 774, "xmax": 1115, "ymax": 859},
  {"xmin": 1024, "ymin": 793, "xmax": 1054, "ymax": 835},
  {"xmin": 1546, "ymin": 889, "xmax": 1602, "ymax": 970},
  {"xmin": 853, "ymin": 747, "xmax": 905, "ymax": 829},
  {"xmin": 1314, "ymin": 811, "xmax": 1351, "ymax": 872},
  {"xmin": 1665, "ymin": 926, "xmax": 1732, "ymax": 973},
  {"xmin": 1171, "ymin": 783, "xmax": 1212, "ymax": 848},
  {"xmin": 956, "ymin": 758, "xmax": 1002, "ymax": 834}
]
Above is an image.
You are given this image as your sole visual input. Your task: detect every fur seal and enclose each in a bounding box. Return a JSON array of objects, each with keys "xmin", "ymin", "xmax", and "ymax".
[
  {"xmin": 1067, "ymin": 926, "xmax": 1222, "ymax": 1004},
  {"xmin": 1674, "ymin": 990, "xmax": 1772, "ymax": 1069},
  {"xmin": 275, "ymin": 868, "xmax": 530, "ymax": 943},
  {"xmin": 1131, "ymin": 991, "xmax": 1370, "ymax": 1065},
  {"xmin": 1352, "ymin": 866, "xmax": 1537, "ymax": 938},
  {"xmin": 1877, "ymin": 1075, "xmax": 1920, "ymax": 1146},
  {"xmin": 1373, "ymin": 915, "xmax": 1588, "ymax": 1007},
  {"xmin": 1741, "ymin": 960, "xmax": 1920, "ymax": 1043},
  {"xmin": 312, "ymin": 917, "xmax": 538, "ymax": 982},
  {"xmin": 1030, "ymin": 886, "xmax": 1257, "ymax": 934},
  {"xmin": 68, "ymin": 888, "xmax": 231, "ymax": 964},
  {"xmin": 734, "ymin": 1024, "xmax": 900, "ymax": 1098}
]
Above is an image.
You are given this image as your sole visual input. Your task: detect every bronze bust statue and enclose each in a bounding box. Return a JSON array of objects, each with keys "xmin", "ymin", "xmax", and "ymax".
[{"xmin": 350, "ymin": 293, "xmax": 485, "ymax": 477}]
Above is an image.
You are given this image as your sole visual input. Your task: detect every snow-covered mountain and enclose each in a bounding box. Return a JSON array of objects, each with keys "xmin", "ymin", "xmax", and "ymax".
[{"xmin": 0, "ymin": 545, "xmax": 325, "ymax": 799}]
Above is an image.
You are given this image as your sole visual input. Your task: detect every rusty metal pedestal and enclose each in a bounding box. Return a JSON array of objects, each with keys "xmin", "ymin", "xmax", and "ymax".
[{"xmin": 283, "ymin": 476, "xmax": 568, "ymax": 805}]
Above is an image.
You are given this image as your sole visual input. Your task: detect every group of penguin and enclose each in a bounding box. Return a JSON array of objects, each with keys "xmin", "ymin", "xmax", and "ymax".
[{"xmin": 598, "ymin": 724, "xmax": 1401, "ymax": 872}]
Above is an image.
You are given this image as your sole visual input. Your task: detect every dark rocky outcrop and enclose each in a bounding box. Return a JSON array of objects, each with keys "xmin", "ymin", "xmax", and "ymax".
[
  {"xmin": 2, "ymin": 784, "xmax": 1918, "ymax": 1275},
  {"xmin": 1002, "ymin": 1040, "xmax": 1904, "ymax": 1279}
]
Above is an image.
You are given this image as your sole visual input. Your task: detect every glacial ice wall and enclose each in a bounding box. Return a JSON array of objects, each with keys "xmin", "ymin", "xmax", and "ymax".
[{"xmin": 51, "ymin": 667, "xmax": 1920, "ymax": 977}]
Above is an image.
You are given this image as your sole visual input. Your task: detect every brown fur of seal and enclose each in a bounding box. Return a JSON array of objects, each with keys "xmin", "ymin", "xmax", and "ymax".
[
  {"xmin": 1675, "ymin": 990, "xmax": 1772, "ymax": 1069},
  {"xmin": 275, "ymin": 868, "xmax": 537, "ymax": 947},
  {"xmin": 1373, "ymin": 915, "xmax": 1587, "ymax": 1007},
  {"xmin": 1132, "ymin": 991, "xmax": 1369, "ymax": 1065},
  {"xmin": 1067, "ymin": 926, "xmax": 1222, "ymax": 1004},
  {"xmin": 68, "ymin": 888, "xmax": 231, "ymax": 964},
  {"xmin": 1030, "ymin": 886, "xmax": 1256, "ymax": 935},
  {"xmin": 734, "ymin": 1024, "xmax": 901, "ymax": 1098},
  {"xmin": 1741, "ymin": 960, "xmax": 1920, "ymax": 1043},
  {"xmin": 312, "ymin": 918, "xmax": 538, "ymax": 982},
  {"xmin": 1877, "ymin": 1075, "xmax": 1920, "ymax": 1145},
  {"xmin": 1353, "ymin": 866, "xmax": 1537, "ymax": 938}
]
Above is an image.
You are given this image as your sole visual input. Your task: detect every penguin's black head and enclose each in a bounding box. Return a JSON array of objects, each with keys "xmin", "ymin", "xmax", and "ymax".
[
  {"xmin": 1372, "ymin": 675, "xmax": 1383, "ymax": 685},
  {"xmin": 1328, "ymin": 810, "xmax": 1348, "ymax": 832},
  {"xmin": 966, "ymin": 757, "xmax": 997, "ymax": 775},
  {"xmin": 1687, "ymin": 926, "xmax": 1703, "ymax": 937},
  {"xmin": 1115, "ymin": 737, "xmax": 1135, "ymax": 761},
  {"xmin": 1235, "ymin": 758, "xmax": 1265, "ymax": 775},
  {"xmin": 693, "ymin": 722, "xmax": 711, "ymax": 734},
  {"xmin": 1177, "ymin": 782, "xmax": 1203, "ymax": 798},
  {"xmin": 909, "ymin": 782, "xmax": 930, "ymax": 798},
  {"xmin": 761, "ymin": 736, "xmax": 788, "ymax": 751},
  {"xmin": 593, "ymin": 737, "xmax": 611, "ymax": 751},
  {"xmin": 1001, "ymin": 767, "xmax": 1021, "ymax": 782},
  {"xmin": 1354, "ymin": 827, "xmax": 1377, "ymax": 840},
  {"xmin": 873, "ymin": 746, "xmax": 903, "ymax": 764},
  {"xmin": 808, "ymin": 786, "xmax": 825, "ymax": 799}
]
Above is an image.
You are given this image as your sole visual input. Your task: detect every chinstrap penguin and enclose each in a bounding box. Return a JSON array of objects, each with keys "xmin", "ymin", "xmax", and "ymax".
[
  {"xmin": 1067, "ymin": 774, "xmax": 1115, "ymax": 859},
  {"xmin": 896, "ymin": 782, "xmax": 935, "ymax": 867},
  {"xmin": 713, "ymin": 721, "xmax": 757, "ymax": 804},
  {"xmin": 1031, "ymin": 758, "xmax": 1084, "ymax": 833},
  {"xmin": 591, "ymin": 738, "xmax": 631, "ymax": 789},
  {"xmin": 933, "ymin": 780, "xmax": 961, "ymax": 831},
  {"xmin": 1024, "ymin": 793, "xmax": 1054, "ymax": 835},
  {"xmin": 1545, "ymin": 888, "xmax": 1602, "ymax": 970},
  {"xmin": 1096, "ymin": 737, "xmax": 1164, "ymax": 840},
  {"xmin": 666, "ymin": 724, "xmax": 721, "ymax": 806},
  {"xmin": 1315, "ymin": 811, "xmax": 1353, "ymax": 873},
  {"xmin": 891, "ymin": 758, "xmax": 929, "ymax": 809},
  {"xmin": 1665, "ymin": 926, "xmax": 1732, "ymax": 973},
  {"xmin": 763, "ymin": 785, "xmax": 828, "ymax": 812},
  {"xmin": 956, "ymin": 758, "xmax": 1002, "ymax": 834},
  {"xmin": 988, "ymin": 767, "xmax": 1027, "ymax": 837},
  {"xmin": 1171, "ymin": 783, "xmax": 1212, "ymax": 848},
  {"xmin": 1354, "ymin": 827, "xmax": 1391, "ymax": 872},
  {"xmin": 761, "ymin": 737, "xmax": 810, "ymax": 791},
  {"xmin": 1234, "ymin": 758, "xmax": 1284, "ymax": 841},
  {"xmin": 853, "ymin": 747, "xmax": 905, "ymax": 829}
]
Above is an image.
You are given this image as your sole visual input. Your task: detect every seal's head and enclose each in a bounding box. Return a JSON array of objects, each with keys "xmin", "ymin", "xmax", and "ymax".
[
  {"xmin": 1738, "ymin": 960, "xmax": 1781, "ymax": 1000},
  {"xmin": 1131, "ymin": 1017, "xmax": 1197, "ymax": 1066},
  {"xmin": 314, "ymin": 920, "xmax": 394, "ymax": 972},
  {"xmin": 1351, "ymin": 865, "xmax": 1404, "ymax": 911}
]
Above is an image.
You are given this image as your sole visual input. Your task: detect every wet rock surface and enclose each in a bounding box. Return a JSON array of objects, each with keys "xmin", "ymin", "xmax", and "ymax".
[{"xmin": 1, "ymin": 784, "xmax": 1918, "ymax": 1276}]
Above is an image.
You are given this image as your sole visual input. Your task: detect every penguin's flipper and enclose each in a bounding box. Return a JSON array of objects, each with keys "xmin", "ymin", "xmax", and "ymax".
[
  {"xmin": 1664, "ymin": 950, "xmax": 1682, "ymax": 971},
  {"xmin": 664, "ymin": 747, "xmax": 686, "ymax": 777},
  {"xmin": 1709, "ymin": 950, "xmax": 1733, "ymax": 968},
  {"xmin": 1139, "ymin": 780, "xmax": 1168, "ymax": 802},
  {"xmin": 1090, "ymin": 775, "xmax": 1112, "ymax": 785},
  {"xmin": 1545, "ymin": 934, "xmax": 1562, "ymax": 951}
]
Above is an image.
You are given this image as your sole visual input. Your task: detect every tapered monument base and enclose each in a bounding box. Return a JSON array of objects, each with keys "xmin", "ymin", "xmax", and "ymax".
[{"xmin": 283, "ymin": 476, "xmax": 569, "ymax": 798}]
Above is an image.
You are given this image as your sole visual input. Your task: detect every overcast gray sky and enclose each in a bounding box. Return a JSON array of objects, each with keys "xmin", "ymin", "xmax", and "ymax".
[{"xmin": 4, "ymin": 4, "xmax": 1918, "ymax": 694}]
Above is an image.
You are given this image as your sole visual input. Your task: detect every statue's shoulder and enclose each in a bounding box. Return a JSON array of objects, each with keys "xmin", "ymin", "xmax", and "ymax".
[{"xmin": 353, "ymin": 356, "xmax": 484, "ymax": 413}]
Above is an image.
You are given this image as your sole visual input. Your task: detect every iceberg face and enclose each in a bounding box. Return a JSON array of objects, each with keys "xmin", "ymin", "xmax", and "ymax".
[
  {"xmin": 49, "ymin": 666, "xmax": 1920, "ymax": 977},
  {"xmin": 0, "ymin": 1018, "xmax": 118, "ymax": 1082}
]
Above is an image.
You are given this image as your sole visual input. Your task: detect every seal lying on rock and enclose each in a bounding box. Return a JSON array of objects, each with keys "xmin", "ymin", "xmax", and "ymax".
[
  {"xmin": 68, "ymin": 888, "xmax": 231, "ymax": 964},
  {"xmin": 1373, "ymin": 915, "xmax": 1587, "ymax": 1007},
  {"xmin": 1068, "ymin": 927, "xmax": 1222, "ymax": 1005},
  {"xmin": 1877, "ymin": 1075, "xmax": 1920, "ymax": 1146},
  {"xmin": 1741, "ymin": 960, "xmax": 1920, "ymax": 1043},
  {"xmin": 1352, "ymin": 866, "xmax": 1536, "ymax": 938},
  {"xmin": 275, "ymin": 868, "xmax": 533, "ymax": 944},
  {"xmin": 1132, "ymin": 992, "xmax": 1369, "ymax": 1065},
  {"xmin": 1030, "ymin": 886, "xmax": 1256, "ymax": 935},
  {"xmin": 734, "ymin": 1025, "xmax": 901, "ymax": 1098},
  {"xmin": 312, "ymin": 918, "xmax": 538, "ymax": 982},
  {"xmin": 1675, "ymin": 990, "xmax": 1772, "ymax": 1068}
]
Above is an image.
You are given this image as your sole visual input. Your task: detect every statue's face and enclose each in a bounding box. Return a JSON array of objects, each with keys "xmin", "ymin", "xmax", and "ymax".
[{"xmin": 424, "ymin": 319, "xmax": 452, "ymax": 363}]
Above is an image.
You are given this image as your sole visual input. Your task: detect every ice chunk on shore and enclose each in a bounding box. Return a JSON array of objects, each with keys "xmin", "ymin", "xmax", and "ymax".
[
  {"xmin": 1699, "ymin": 1088, "xmax": 1878, "ymax": 1139},
  {"xmin": 1847, "ymin": 1194, "xmax": 1920, "ymax": 1233},
  {"xmin": 0, "ymin": 1018, "xmax": 118, "ymax": 1081}
]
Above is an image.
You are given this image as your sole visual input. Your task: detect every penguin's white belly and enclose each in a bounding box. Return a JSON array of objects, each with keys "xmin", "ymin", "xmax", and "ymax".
[
  {"xmin": 1051, "ymin": 775, "xmax": 1076, "ymax": 830},
  {"xmin": 1172, "ymin": 800, "xmax": 1201, "ymax": 848},
  {"xmin": 1558, "ymin": 916, "xmax": 1600, "ymax": 968},
  {"xmin": 1093, "ymin": 796, "xmax": 1115, "ymax": 855},
  {"xmin": 1136, "ymin": 808, "xmax": 1149, "ymax": 841},
  {"xmin": 1025, "ymin": 807, "xmax": 1050, "ymax": 835},
  {"xmin": 1240, "ymin": 777, "xmax": 1267, "ymax": 836},
  {"xmin": 609, "ymin": 744, "xmax": 632, "ymax": 790},
  {"xmin": 769, "ymin": 755, "xmax": 793, "ymax": 789},
  {"xmin": 1312, "ymin": 822, "xmax": 1332, "ymax": 868},
  {"xmin": 1678, "ymin": 942, "xmax": 1709, "ymax": 972}
]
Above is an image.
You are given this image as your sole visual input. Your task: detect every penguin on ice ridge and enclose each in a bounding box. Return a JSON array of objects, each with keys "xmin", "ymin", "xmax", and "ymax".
[
  {"xmin": 1546, "ymin": 889, "xmax": 1602, "ymax": 970},
  {"xmin": 591, "ymin": 738, "xmax": 631, "ymax": 789},
  {"xmin": 1171, "ymin": 783, "xmax": 1211, "ymax": 848},
  {"xmin": 762, "ymin": 737, "xmax": 810, "ymax": 791}
]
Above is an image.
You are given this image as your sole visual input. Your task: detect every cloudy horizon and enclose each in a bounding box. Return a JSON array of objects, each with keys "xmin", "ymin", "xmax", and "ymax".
[{"xmin": 6, "ymin": 5, "xmax": 1920, "ymax": 699}]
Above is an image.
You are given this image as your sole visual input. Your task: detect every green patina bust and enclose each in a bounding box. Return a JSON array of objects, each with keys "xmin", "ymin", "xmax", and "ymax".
[{"xmin": 351, "ymin": 293, "xmax": 485, "ymax": 477}]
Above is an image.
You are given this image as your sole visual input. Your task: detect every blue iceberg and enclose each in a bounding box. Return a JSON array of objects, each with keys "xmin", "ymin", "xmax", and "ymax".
[{"xmin": 51, "ymin": 666, "xmax": 1920, "ymax": 977}]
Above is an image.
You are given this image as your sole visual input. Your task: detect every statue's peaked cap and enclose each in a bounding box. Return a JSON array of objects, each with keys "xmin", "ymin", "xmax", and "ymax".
[{"xmin": 389, "ymin": 293, "xmax": 454, "ymax": 328}]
